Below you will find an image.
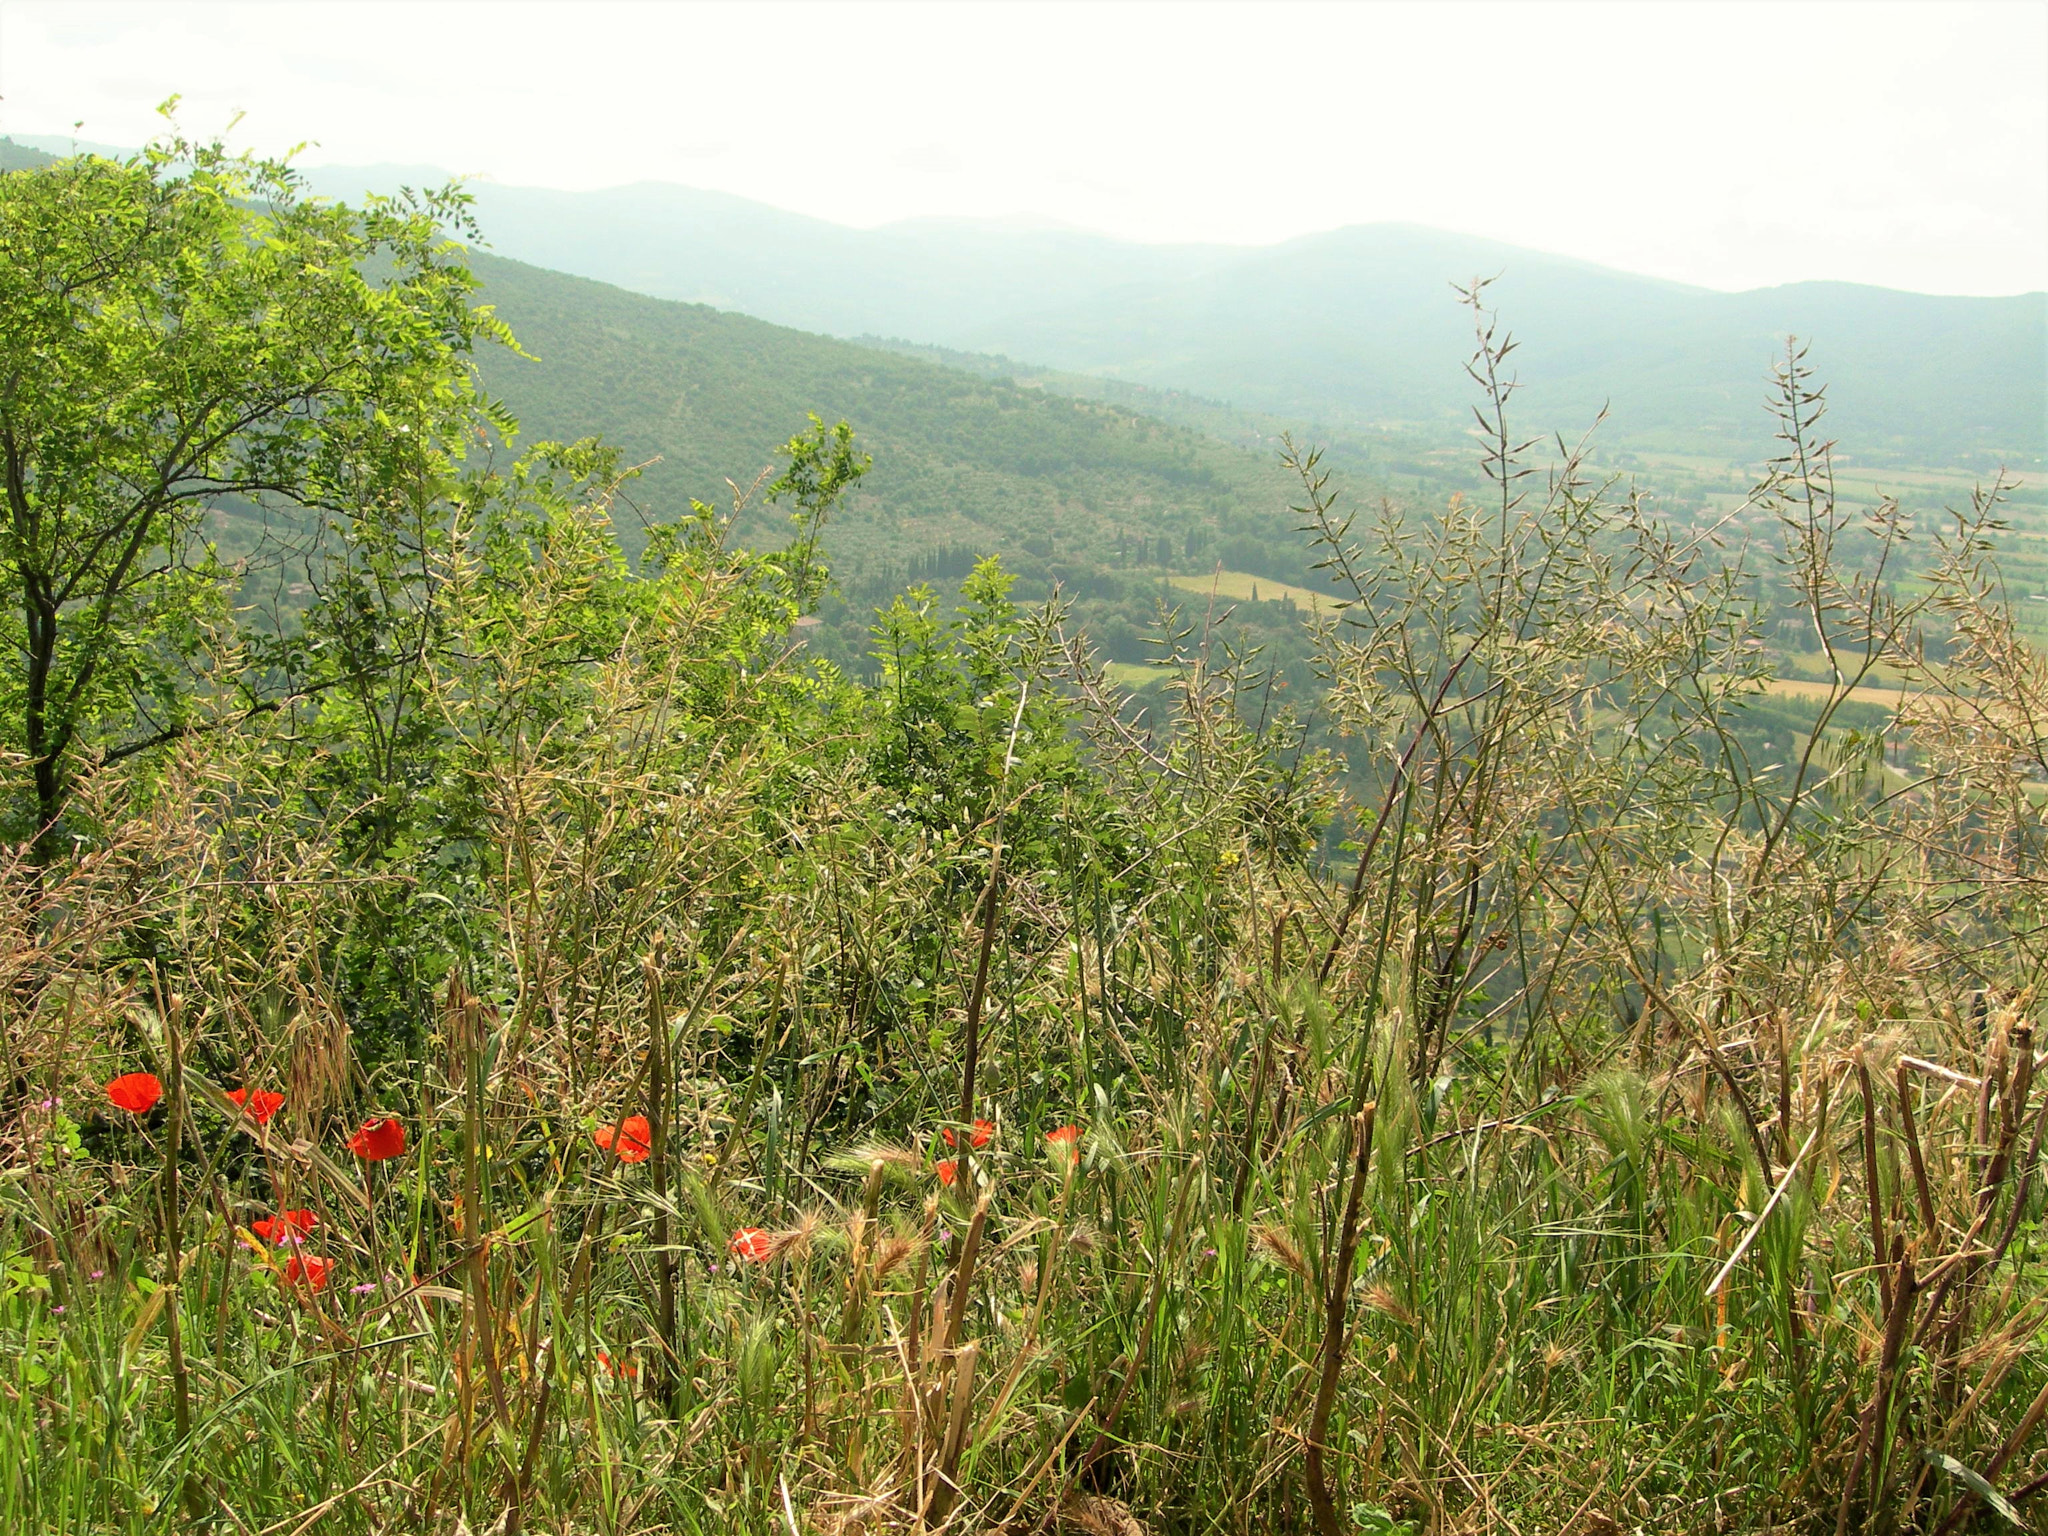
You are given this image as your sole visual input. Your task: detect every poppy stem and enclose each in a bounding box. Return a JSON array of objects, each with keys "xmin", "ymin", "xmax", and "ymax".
[
  {"xmin": 956, "ymin": 836, "xmax": 1004, "ymax": 1138},
  {"xmin": 645, "ymin": 941, "xmax": 679, "ymax": 1412},
  {"xmin": 1306, "ymin": 1100, "xmax": 1378, "ymax": 1536},
  {"xmin": 160, "ymin": 991, "xmax": 203, "ymax": 1519},
  {"xmin": 451, "ymin": 974, "xmax": 508, "ymax": 1432}
]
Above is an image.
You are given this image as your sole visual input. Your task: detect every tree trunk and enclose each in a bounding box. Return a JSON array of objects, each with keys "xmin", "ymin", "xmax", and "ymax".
[{"xmin": 22, "ymin": 575, "xmax": 61, "ymax": 881}]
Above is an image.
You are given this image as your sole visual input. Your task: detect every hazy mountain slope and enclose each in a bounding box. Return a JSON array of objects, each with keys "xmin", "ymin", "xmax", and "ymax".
[
  {"xmin": 296, "ymin": 166, "xmax": 1232, "ymax": 342},
  {"xmin": 463, "ymin": 253, "xmax": 1298, "ymax": 585},
  {"xmin": 22, "ymin": 140, "xmax": 2035, "ymax": 466},
  {"xmin": 298, "ymin": 164, "xmax": 2044, "ymax": 468},
  {"xmin": 963, "ymin": 223, "xmax": 2045, "ymax": 464},
  {"xmin": 0, "ymin": 137, "xmax": 57, "ymax": 171}
]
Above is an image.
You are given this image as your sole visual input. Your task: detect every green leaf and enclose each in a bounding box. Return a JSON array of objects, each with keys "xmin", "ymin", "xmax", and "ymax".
[{"xmin": 1922, "ymin": 1449, "xmax": 2025, "ymax": 1528}]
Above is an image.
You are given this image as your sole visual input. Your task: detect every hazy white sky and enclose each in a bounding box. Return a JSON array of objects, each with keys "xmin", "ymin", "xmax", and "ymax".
[{"xmin": 3, "ymin": 0, "xmax": 2043, "ymax": 295}]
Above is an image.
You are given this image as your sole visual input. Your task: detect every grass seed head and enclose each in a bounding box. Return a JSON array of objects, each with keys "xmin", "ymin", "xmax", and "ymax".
[
  {"xmin": 1362, "ymin": 1283, "xmax": 1416, "ymax": 1327},
  {"xmin": 771, "ymin": 1209, "xmax": 825, "ymax": 1263},
  {"xmin": 873, "ymin": 1234, "xmax": 921, "ymax": 1279},
  {"xmin": 1252, "ymin": 1224, "xmax": 1311, "ymax": 1282},
  {"xmin": 824, "ymin": 1141, "xmax": 922, "ymax": 1179}
]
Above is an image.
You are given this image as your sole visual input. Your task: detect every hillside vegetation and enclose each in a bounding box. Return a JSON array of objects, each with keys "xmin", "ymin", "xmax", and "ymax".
[
  {"xmin": 464, "ymin": 253, "xmax": 1301, "ymax": 581},
  {"xmin": 3, "ymin": 134, "xmax": 2048, "ymax": 1536},
  {"xmin": 462, "ymin": 251, "xmax": 1335, "ymax": 689}
]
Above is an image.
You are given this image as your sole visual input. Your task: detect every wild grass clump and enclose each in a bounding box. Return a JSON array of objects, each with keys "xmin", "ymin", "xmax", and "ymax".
[{"xmin": 1, "ymin": 263, "xmax": 2045, "ymax": 1536}]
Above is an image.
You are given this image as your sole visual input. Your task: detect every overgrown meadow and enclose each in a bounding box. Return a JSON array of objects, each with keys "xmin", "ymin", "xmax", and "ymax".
[{"xmin": 3, "ymin": 136, "xmax": 2047, "ymax": 1536}]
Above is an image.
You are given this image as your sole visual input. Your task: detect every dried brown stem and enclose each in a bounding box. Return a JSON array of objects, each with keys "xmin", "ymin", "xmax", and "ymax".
[{"xmin": 1307, "ymin": 1101, "xmax": 1379, "ymax": 1536}]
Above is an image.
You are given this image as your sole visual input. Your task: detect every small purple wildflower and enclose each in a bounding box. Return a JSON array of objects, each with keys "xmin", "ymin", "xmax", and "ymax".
[
  {"xmin": 89, "ymin": 1270, "xmax": 104, "ymax": 1281},
  {"xmin": 350, "ymin": 1282, "xmax": 377, "ymax": 1295},
  {"xmin": 51, "ymin": 1305, "xmax": 65, "ymax": 1315}
]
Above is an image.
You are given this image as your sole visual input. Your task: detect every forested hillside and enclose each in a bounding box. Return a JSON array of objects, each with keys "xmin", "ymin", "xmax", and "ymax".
[
  {"xmin": 464, "ymin": 253, "xmax": 1322, "ymax": 674},
  {"xmin": 467, "ymin": 254, "xmax": 1295, "ymax": 572},
  {"xmin": 0, "ymin": 137, "xmax": 53, "ymax": 171}
]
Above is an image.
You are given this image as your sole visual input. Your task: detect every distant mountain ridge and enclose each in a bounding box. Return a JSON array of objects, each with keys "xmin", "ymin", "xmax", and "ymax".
[{"xmin": 282, "ymin": 160, "xmax": 2045, "ymax": 469}]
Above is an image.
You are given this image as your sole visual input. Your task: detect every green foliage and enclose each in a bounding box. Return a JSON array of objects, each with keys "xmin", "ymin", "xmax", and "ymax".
[
  {"xmin": 0, "ymin": 116, "xmax": 505, "ymax": 858},
  {"xmin": 869, "ymin": 558, "xmax": 1066, "ymax": 840},
  {"xmin": 761, "ymin": 413, "xmax": 870, "ymax": 614}
]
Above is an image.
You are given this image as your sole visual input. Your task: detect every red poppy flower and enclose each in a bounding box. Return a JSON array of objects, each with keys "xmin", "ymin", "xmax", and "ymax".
[
  {"xmin": 253, "ymin": 1210, "xmax": 318, "ymax": 1246},
  {"xmin": 936, "ymin": 1158, "xmax": 959, "ymax": 1187},
  {"xmin": 226, "ymin": 1087, "xmax": 285, "ymax": 1126},
  {"xmin": 728, "ymin": 1227, "xmax": 774, "ymax": 1264},
  {"xmin": 106, "ymin": 1073, "xmax": 163, "ymax": 1114},
  {"xmin": 594, "ymin": 1114, "xmax": 653, "ymax": 1164},
  {"xmin": 942, "ymin": 1118, "xmax": 995, "ymax": 1150},
  {"xmin": 1046, "ymin": 1125, "xmax": 1082, "ymax": 1164},
  {"xmin": 283, "ymin": 1254, "xmax": 333, "ymax": 1293},
  {"xmin": 348, "ymin": 1117, "xmax": 406, "ymax": 1161},
  {"xmin": 597, "ymin": 1350, "xmax": 639, "ymax": 1380}
]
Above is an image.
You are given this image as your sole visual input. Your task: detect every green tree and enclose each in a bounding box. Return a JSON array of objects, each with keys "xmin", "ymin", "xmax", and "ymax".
[
  {"xmin": 760, "ymin": 413, "xmax": 870, "ymax": 614},
  {"xmin": 0, "ymin": 117, "xmax": 504, "ymax": 866}
]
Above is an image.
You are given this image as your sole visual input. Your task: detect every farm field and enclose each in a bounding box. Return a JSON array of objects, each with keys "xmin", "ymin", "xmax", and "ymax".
[
  {"xmin": 1102, "ymin": 659, "xmax": 1175, "ymax": 687},
  {"xmin": 1756, "ymin": 675, "xmax": 1914, "ymax": 709},
  {"xmin": 1167, "ymin": 568, "xmax": 1347, "ymax": 615}
]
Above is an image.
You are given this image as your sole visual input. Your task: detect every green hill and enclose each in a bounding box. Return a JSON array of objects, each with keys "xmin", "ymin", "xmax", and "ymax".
[
  {"xmin": 464, "ymin": 253, "xmax": 1320, "ymax": 668},
  {"xmin": 0, "ymin": 137, "xmax": 57, "ymax": 172},
  {"xmin": 469, "ymin": 252, "xmax": 1295, "ymax": 565}
]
